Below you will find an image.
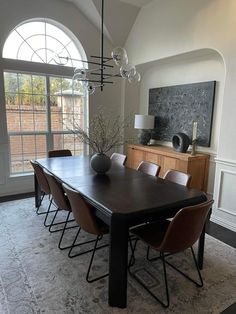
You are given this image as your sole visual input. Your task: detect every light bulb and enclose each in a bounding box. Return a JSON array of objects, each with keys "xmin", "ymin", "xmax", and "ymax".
[{"xmin": 111, "ymin": 47, "xmax": 128, "ymax": 66}]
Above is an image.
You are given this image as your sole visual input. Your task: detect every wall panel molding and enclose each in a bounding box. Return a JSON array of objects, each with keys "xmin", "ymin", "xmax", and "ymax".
[
  {"xmin": 217, "ymin": 169, "xmax": 236, "ymax": 216},
  {"xmin": 212, "ymin": 158, "xmax": 236, "ymax": 232}
]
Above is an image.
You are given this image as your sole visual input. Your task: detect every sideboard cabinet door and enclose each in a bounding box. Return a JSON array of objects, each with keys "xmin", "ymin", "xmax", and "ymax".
[{"xmin": 127, "ymin": 144, "xmax": 209, "ymax": 192}]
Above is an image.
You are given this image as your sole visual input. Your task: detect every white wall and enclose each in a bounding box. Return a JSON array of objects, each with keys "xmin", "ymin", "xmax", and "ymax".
[
  {"xmin": 0, "ymin": 0, "xmax": 122, "ymax": 196},
  {"xmin": 124, "ymin": 0, "xmax": 236, "ymax": 231}
]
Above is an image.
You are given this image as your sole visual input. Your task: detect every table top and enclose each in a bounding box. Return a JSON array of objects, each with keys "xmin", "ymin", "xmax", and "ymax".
[{"xmin": 36, "ymin": 156, "xmax": 207, "ymax": 224}]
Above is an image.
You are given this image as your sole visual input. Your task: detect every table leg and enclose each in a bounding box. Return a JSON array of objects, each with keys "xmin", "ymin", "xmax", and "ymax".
[
  {"xmin": 198, "ymin": 223, "xmax": 206, "ymax": 270},
  {"xmin": 108, "ymin": 214, "xmax": 128, "ymax": 308},
  {"xmin": 34, "ymin": 173, "xmax": 41, "ymax": 208}
]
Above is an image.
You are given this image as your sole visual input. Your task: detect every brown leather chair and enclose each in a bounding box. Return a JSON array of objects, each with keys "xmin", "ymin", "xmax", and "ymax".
[
  {"xmin": 43, "ymin": 169, "xmax": 76, "ymax": 250},
  {"xmin": 63, "ymin": 183, "xmax": 109, "ymax": 283},
  {"xmin": 110, "ymin": 152, "xmax": 127, "ymax": 166},
  {"xmin": 48, "ymin": 149, "xmax": 72, "ymax": 158},
  {"xmin": 30, "ymin": 160, "xmax": 54, "ymax": 218},
  {"xmin": 137, "ymin": 161, "xmax": 161, "ymax": 177},
  {"xmin": 163, "ymin": 169, "xmax": 191, "ymax": 187},
  {"xmin": 129, "ymin": 199, "xmax": 214, "ymax": 308}
]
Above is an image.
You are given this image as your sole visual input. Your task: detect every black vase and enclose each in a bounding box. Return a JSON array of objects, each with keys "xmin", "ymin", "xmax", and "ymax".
[
  {"xmin": 90, "ymin": 153, "xmax": 111, "ymax": 174},
  {"xmin": 172, "ymin": 133, "xmax": 190, "ymax": 153}
]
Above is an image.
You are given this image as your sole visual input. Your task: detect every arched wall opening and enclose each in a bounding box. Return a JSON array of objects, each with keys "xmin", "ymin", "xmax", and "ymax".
[{"xmin": 124, "ymin": 48, "xmax": 225, "ymax": 194}]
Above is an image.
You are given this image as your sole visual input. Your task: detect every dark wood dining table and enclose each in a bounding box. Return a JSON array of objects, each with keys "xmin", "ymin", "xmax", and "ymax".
[{"xmin": 35, "ymin": 156, "xmax": 207, "ymax": 308}]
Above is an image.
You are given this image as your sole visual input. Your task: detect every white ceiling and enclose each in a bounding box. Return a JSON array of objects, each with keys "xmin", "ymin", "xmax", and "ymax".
[{"xmin": 65, "ymin": 0, "xmax": 152, "ymax": 46}]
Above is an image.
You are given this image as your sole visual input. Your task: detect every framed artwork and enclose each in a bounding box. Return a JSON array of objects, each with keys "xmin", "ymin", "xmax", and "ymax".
[{"xmin": 148, "ymin": 81, "xmax": 216, "ymax": 147}]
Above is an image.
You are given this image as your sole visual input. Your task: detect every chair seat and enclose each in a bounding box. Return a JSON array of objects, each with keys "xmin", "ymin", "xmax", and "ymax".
[{"xmin": 131, "ymin": 220, "xmax": 171, "ymax": 250}]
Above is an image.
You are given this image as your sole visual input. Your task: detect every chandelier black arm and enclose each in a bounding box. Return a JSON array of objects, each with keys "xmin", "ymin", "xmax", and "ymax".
[
  {"xmin": 59, "ymin": 56, "xmax": 114, "ymax": 68},
  {"xmin": 90, "ymin": 55, "xmax": 113, "ymax": 61},
  {"xmin": 90, "ymin": 72, "xmax": 122, "ymax": 78},
  {"xmin": 80, "ymin": 79, "xmax": 114, "ymax": 84}
]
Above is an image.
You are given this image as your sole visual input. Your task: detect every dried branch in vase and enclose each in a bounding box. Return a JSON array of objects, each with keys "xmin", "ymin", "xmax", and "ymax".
[{"xmin": 67, "ymin": 111, "xmax": 133, "ymax": 155}]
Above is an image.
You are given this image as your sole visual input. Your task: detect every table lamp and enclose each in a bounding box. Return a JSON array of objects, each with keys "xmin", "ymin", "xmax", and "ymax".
[{"xmin": 134, "ymin": 114, "xmax": 155, "ymax": 145}]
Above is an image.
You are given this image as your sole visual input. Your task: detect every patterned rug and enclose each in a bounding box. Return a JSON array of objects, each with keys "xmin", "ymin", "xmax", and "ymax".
[{"xmin": 0, "ymin": 197, "xmax": 235, "ymax": 314}]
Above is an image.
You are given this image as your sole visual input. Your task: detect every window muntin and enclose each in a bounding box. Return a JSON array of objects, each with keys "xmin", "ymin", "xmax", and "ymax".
[{"xmin": 2, "ymin": 20, "xmax": 83, "ymax": 68}]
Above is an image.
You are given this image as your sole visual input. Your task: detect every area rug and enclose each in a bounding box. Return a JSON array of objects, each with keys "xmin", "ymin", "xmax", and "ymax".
[{"xmin": 0, "ymin": 197, "xmax": 235, "ymax": 314}]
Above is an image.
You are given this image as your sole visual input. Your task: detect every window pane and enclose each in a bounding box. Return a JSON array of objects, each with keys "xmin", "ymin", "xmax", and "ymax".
[
  {"xmin": 32, "ymin": 75, "xmax": 46, "ymax": 95},
  {"xmin": 4, "ymin": 73, "xmax": 18, "ymax": 93},
  {"xmin": 5, "ymin": 72, "xmax": 47, "ymax": 134},
  {"xmin": 53, "ymin": 133, "xmax": 84, "ymax": 156},
  {"xmin": 9, "ymin": 134, "xmax": 47, "ymax": 173}
]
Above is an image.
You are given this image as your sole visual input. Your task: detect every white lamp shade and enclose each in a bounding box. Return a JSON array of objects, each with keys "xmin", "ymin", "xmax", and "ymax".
[{"xmin": 134, "ymin": 114, "xmax": 155, "ymax": 129}]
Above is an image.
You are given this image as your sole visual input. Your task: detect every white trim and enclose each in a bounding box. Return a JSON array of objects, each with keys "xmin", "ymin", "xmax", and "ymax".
[
  {"xmin": 210, "ymin": 215, "xmax": 236, "ymax": 232},
  {"xmin": 217, "ymin": 169, "xmax": 236, "ymax": 216},
  {"xmin": 215, "ymin": 157, "xmax": 236, "ymax": 167}
]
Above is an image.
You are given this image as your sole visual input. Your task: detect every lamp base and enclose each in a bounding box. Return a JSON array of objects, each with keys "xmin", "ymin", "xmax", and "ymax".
[{"xmin": 138, "ymin": 130, "xmax": 151, "ymax": 145}]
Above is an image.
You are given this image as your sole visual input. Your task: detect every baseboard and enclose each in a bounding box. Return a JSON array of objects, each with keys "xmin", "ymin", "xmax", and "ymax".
[
  {"xmin": 210, "ymin": 215, "xmax": 236, "ymax": 233},
  {"xmin": 0, "ymin": 192, "xmax": 34, "ymax": 203}
]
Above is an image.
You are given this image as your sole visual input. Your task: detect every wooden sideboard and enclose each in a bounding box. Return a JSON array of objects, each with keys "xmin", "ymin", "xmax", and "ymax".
[{"xmin": 126, "ymin": 144, "xmax": 210, "ymax": 192}]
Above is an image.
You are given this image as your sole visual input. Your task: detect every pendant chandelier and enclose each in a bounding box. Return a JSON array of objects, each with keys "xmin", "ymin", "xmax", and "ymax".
[{"xmin": 55, "ymin": 0, "xmax": 140, "ymax": 94}]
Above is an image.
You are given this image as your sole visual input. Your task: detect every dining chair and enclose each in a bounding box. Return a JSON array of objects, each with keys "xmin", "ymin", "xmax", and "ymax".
[
  {"xmin": 137, "ymin": 161, "xmax": 161, "ymax": 177},
  {"xmin": 43, "ymin": 169, "xmax": 77, "ymax": 250},
  {"xmin": 48, "ymin": 149, "xmax": 72, "ymax": 158},
  {"xmin": 63, "ymin": 183, "xmax": 109, "ymax": 283},
  {"xmin": 163, "ymin": 169, "xmax": 191, "ymax": 187},
  {"xmin": 30, "ymin": 160, "xmax": 56, "ymax": 219},
  {"xmin": 128, "ymin": 198, "xmax": 214, "ymax": 308},
  {"xmin": 110, "ymin": 152, "xmax": 127, "ymax": 166}
]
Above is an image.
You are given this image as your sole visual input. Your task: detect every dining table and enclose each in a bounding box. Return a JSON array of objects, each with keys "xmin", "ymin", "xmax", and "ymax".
[{"xmin": 35, "ymin": 155, "xmax": 208, "ymax": 308}]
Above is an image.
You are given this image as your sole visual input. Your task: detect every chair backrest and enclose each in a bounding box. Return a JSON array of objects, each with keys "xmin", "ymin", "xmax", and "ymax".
[
  {"xmin": 110, "ymin": 153, "xmax": 127, "ymax": 166},
  {"xmin": 137, "ymin": 161, "xmax": 161, "ymax": 177},
  {"xmin": 160, "ymin": 199, "xmax": 214, "ymax": 253},
  {"xmin": 62, "ymin": 184, "xmax": 103, "ymax": 235},
  {"xmin": 43, "ymin": 169, "xmax": 71, "ymax": 211},
  {"xmin": 163, "ymin": 169, "xmax": 191, "ymax": 187},
  {"xmin": 30, "ymin": 160, "xmax": 50, "ymax": 195},
  {"xmin": 48, "ymin": 149, "xmax": 72, "ymax": 158}
]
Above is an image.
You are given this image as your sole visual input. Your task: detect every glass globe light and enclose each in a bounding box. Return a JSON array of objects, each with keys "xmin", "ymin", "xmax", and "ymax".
[
  {"xmin": 128, "ymin": 71, "xmax": 141, "ymax": 83},
  {"xmin": 87, "ymin": 83, "xmax": 96, "ymax": 95},
  {"xmin": 74, "ymin": 67, "xmax": 87, "ymax": 80},
  {"xmin": 120, "ymin": 64, "xmax": 136, "ymax": 79},
  {"xmin": 111, "ymin": 47, "xmax": 128, "ymax": 66}
]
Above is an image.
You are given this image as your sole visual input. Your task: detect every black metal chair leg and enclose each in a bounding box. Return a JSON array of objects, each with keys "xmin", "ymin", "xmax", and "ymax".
[
  {"xmin": 48, "ymin": 208, "xmax": 60, "ymax": 232},
  {"xmin": 86, "ymin": 236, "xmax": 109, "ymax": 283},
  {"xmin": 165, "ymin": 247, "xmax": 203, "ymax": 287},
  {"xmin": 43, "ymin": 198, "xmax": 53, "ymax": 226},
  {"xmin": 47, "ymin": 208, "xmax": 76, "ymax": 233},
  {"xmin": 36, "ymin": 192, "xmax": 45, "ymax": 214},
  {"xmin": 191, "ymin": 246, "xmax": 203, "ymax": 287},
  {"xmin": 128, "ymin": 238, "xmax": 138, "ymax": 267},
  {"xmin": 68, "ymin": 229, "xmax": 102, "ymax": 258},
  {"xmin": 58, "ymin": 211, "xmax": 72, "ymax": 250},
  {"xmin": 68, "ymin": 227, "xmax": 81, "ymax": 257},
  {"xmin": 128, "ymin": 249, "xmax": 169, "ymax": 308},
  {"xmin": 161, "ymin": 253, "xmax": 170, "ymax": 308}
]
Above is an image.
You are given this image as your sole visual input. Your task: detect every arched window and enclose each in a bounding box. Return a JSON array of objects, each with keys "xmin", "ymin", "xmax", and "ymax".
[{"xmin": 2, "ymin": 19, "xmax": 88, "ymax": 174}]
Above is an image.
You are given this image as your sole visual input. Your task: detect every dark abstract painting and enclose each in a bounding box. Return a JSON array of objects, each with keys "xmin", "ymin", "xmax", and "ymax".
[{"xmin": 148, "ymin": 81, "xmax": 216, "ymax": 147}]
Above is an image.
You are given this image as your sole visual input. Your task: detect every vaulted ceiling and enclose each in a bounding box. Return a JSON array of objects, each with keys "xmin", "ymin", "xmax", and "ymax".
[{"xmin": 66, "ymin": 0, "xmax": 153, "ymax": 46}]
